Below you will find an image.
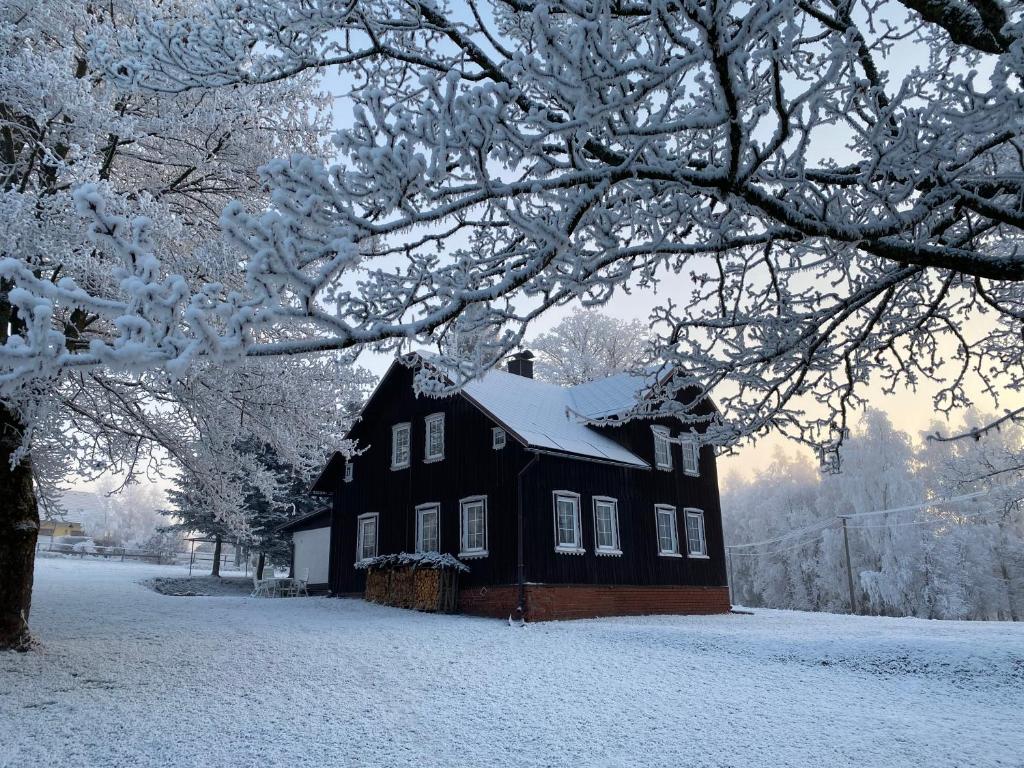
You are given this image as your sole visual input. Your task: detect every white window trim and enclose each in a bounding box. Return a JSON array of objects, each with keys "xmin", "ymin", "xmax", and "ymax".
[
  {"xmin": 459, "ymin": 495, "xmax": 489, "ymax": 558},
  {"xmin": 424, "ymin": 413, "xmax": 445, "ymax": 463},
  {"xmin": 652, "ymin": 426, "xmax": 673, "ymax": 471},
  {"xmin": 391, "ymin": 422, "xmax": 411, "ymax": 469},
  {"xmin": 344, "ymin": 460, "xmax": 353, "ymax": 483},
  {"xmin": 684, "ymin": 507, "xmax": 709, "ymax": 558},
  {"xmin": 552, "ymin": 491, "xmax": 585, "ymax": 554},
  {"xmin": 492, "ymin": 427, "xmax": 506, "ymax": 450},
  {"xmin": 415, "ymin": 502, "xmax": 441, "ymax": 553},
  {"xmin": 592, "ymin": 496, "xmax": 622, "ymax": 556},
  {"xmin": 355, "ymin": 512, "xmax": 379, "ymax": 564},
  {"xmin": 681, "ymin": 439, "xmax": 700, "ymax": 477},
  {"xmin": 655, "ymin": 504, "xmax": 682, "ymax": 557}
]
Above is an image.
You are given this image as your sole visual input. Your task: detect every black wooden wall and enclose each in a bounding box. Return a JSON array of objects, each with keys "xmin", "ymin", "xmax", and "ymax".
[{"xmin": 327, "ymin": 363, "xmax": 727, "ymax": 594}]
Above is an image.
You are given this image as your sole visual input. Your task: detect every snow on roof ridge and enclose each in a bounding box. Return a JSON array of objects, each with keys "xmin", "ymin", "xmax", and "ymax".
[{"xmin": 399, "ymin": 351, "xmax": 658, "ymax": 467}]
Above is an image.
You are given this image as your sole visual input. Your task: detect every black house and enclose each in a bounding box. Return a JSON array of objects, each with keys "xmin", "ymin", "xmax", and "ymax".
[{"xmin": 310, "ymin": 352, "xmax": 729, "ymax": 620}]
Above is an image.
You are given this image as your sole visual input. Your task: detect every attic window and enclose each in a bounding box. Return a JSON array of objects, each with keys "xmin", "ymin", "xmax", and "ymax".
[
  {"xmin": 681, "ymin": 440, "xmax": 699, "ymax": 477},
  {"xmin": 425, "ymin": 413, "xmax": 445, "ymax": 462},
  {"xmin": 652, "ymin": 426, "xmax": 673, "ymax": 470},
  {"xmin": 391, "ymin": 422, "xmax": 411, "ymax": 469},
  {"xmin": 344, "ymin": 461, "xmax": 353, "ymax": 483},
  {"xmin": 492, "ymin": 427, "xmax": 506, "ymax": 449}
]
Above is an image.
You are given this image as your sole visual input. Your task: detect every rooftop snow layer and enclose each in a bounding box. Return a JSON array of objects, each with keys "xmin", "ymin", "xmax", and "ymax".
[
  {"xmin": 567, "ymin": 366, "xmax": 667, "ymax": 420},
  {"xmin": 459, "ymin": 368, "xmax": 651, "ymax": 467}
]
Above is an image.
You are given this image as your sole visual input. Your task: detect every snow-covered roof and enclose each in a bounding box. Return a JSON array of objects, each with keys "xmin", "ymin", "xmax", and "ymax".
[
  {"xmin": 456, "ymin": 367, "xmax": 653, "ymax": 468},
  {"xmin": 567, "ymin": 365, "xmax": 669, "ymax": 420}
]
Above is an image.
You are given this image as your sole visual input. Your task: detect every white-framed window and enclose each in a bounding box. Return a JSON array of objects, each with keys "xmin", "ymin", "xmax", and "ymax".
[
  {"xmin": 655, "ymin": 504, "xmax": 681, "ymax": 556},
  {"xmin": 391, "ymin": 422, "xmax": 411, "ymax": 469},
  {"xmin": 492, "ymin": 427, "xmax": 506, "ymax": 450},
  {"xmin": 684, "ymin": 508, "xmax": 708, "ymax": 557},
  {"xmin": 356, "ymin": 512, "xmax": 379, "ymax": 563},
  {"xmin": 553, "ymin": 491, "xmax": 584, "ymax": 553},
  {"xmin": 459, "ymin": 496, "xmax": 488, "ymax": 558},
  {"xmin": 653, "ymin": 426, "xmax": 673, "ymax": 470},
  {"xmin": 344, "ymin": 461, "xmax": 353, "ymax": 483},
  {"xmin": 592, "ymin": 496, "xmax": 621, "ymax": 555},
  {"xmin": 424, "ymin": 413, "xmax": 445, "ymax": 462},
  {"xmin": 681, "ymin": 439, "xmax": 700, "ymax": 476},
  {"xmin": 416, "ymin": 503, "xmax": 440, "ymax": 553}
]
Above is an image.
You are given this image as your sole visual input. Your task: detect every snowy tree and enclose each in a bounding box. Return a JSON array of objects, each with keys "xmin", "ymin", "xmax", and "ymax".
[
  {"xmin": 0, "ymin": 0, "xmax": 339, "ymax": 649},
  {"xmin": 724, "ymin": 409, "xmax": 1024, "ymax": 619},
  {"xmin": 7, "ymin": 0, "xmax": 1012, "ymax": 448},
  {"xmin": 530, "ymin": 310, "xmax": 650, "ymax": 386},
  {"xmin": 4, "ymin": 0, "xmax": 1024, "ymax": 643}
]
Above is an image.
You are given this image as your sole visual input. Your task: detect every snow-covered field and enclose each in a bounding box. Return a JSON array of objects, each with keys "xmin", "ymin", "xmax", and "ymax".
[{"xmin": 2, "ymin": 559, "xmax": 1022, "ymax": 768}]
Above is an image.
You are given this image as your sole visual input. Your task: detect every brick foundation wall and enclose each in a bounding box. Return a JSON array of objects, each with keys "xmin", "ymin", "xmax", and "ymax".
[{"xmin": 458, "ymin": 583, "xmax": 731, "ymax": 622}]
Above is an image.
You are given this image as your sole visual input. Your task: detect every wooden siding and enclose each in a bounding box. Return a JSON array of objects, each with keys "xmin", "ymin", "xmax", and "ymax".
[
  {"xmin": 329, "ymin": 364, "xmax": 531, "ymax": 594},
  {"xmin": 326, "ymin": 364, "xmax": 727, "ymax": 596}
]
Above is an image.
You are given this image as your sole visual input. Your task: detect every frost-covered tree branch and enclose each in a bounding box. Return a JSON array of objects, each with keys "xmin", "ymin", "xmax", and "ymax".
[{"xmin": 4, "ymin": 0, "xmax": 1024, "ymax": 455}]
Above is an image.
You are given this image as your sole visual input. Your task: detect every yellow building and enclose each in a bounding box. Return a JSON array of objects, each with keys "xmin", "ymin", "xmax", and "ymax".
[{"xmin": 39, "ymin": 520, "xmax": 86, "ymax": 539}]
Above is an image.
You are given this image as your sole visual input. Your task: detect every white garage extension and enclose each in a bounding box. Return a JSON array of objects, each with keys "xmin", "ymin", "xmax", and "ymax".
[{"xmin": 280, "ymin": 508, "xmax": 332, "ymax": 590}]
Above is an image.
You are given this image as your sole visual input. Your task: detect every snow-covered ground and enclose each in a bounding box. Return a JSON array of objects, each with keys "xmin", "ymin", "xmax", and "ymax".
[{"xmin": 2, "ymin": 559, "xmax": 1022, "ymax": 768}]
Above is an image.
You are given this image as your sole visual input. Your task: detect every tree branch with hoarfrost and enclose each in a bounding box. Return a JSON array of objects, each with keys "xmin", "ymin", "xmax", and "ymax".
[
  {"xmin": 0, "ymin": 0, "xmax": 367, "ymax": 649},
  {"xmin": 6, "ymin": 0, "xmax": 1024, "ymax": 455}
]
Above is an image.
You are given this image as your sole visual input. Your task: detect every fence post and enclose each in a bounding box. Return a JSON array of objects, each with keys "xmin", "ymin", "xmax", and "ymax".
[
  {"xmin": 840, "ymin": 516, "xmax": 858, "ymax": 614},
  {"xmin": 726, "ymin": 546, "xmax": 735, "ymax": 607}
]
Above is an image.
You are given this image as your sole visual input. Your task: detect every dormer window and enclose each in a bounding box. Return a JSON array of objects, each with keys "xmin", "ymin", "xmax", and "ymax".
[
  {"xmin": 652, "ymin": 426, "xmax": 672, "ymax": 470},
  {"xmin": 391, "ymin": 422, "xmax": 411, "ymax": 469},
  {"xmin": 425, "ymin": 413, "xmax": 445, "ymax": 462},
  {"xmin": 492, "ymin": 427, "xmax": 506, "ymax": 449},
  {"xmin": 344, "ymin": 461, "xmax": 353, "ymax": 483},
  {"xmin": 681, "ymin": 439, "xmax": 699, "ymax": 477}
]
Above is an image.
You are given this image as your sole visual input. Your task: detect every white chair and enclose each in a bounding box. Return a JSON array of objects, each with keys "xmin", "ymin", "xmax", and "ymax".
[
  {"xmin": 251, "ymin": 570, "xmax": 266, "ymax": 597},
  {"xmin": 288, "ymin": 568, "xmax": 309, "ymax": 597},
  {"xmin": 251, "ymin": 567, "xmax": 277, "ymax": 597}
]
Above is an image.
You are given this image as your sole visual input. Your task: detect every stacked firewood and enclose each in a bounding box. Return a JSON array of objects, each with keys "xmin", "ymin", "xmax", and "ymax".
[
  {"xmin": 364, "ymin": 569, "xmax": 390, "ymax": 604},
  {"xmin": 357, "ymin": 552, "xmax": 466, "ymax": 613}
]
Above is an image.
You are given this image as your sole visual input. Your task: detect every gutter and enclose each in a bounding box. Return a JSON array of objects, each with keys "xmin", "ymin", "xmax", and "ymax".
[{"xmin": 516, "ymin": 451, "xmax": 540, "ymax": 620}]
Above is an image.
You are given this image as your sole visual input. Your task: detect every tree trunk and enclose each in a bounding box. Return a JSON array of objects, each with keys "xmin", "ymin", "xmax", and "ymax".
[
  {"xmin": 233, "ymin": 540, "xmax": 241, "ymax": 567},
  {"xmin": 211, "ymin": 535, "xmax": 222, "ymax": 578},
  {"xmin": 256, "ymin": 552, "xmax": 265, "ymax": 580},
  {"xmin": 0, "ymin": 402, "xmax": 38, "ymax": 651}
]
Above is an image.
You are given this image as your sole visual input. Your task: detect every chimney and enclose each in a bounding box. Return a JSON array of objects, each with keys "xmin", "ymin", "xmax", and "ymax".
[{"xmin": 506, "ymin": 350, "xmax": 535, "ymax": 379}]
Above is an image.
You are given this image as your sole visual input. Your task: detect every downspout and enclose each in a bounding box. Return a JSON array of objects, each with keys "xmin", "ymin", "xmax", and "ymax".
[{"xmin": 517, "ymin": 451, "xmax": 540, "ymax": 620}]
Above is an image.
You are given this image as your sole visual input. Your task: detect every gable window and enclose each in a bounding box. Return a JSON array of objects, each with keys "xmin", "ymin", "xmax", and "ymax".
[
  {"xmin": 416, "ymin": 503, "xmax": 440, "ymax": 553},
  {"xmin": 653, "ymin": 426, "xmax": 673, "ymax": 470},
  {"xmin": 391, "ymin": 422, "xmax": 411, "ymax": 469},
  {"xmin": 553, "ymin": 491, "xmax": 584, "ymax": 553},
  {"xmin": 655, "ymin": 504, "xmax": 681, "ymax": 557},
  {"xmin": 459, "ymin": 496, "xmax": 488, "ymax": 558},
  {"xmin": 592, "ymin": 497, "xmax": 621, "ymax": 555},
  {"xmin": 684, "ymin": 508, "xmax": 708, "ymax": 557},
  {"xmin": 424, "ymin": 413, "xmax": 445, "ymax": 462},
  {"xmin": 344, "ymin": 461, "xmax": 353, "ymax": 483},
  {"xmin": 356, "ymin": 513, "xmax": 379, "ymax": 563},
  {"xmin": 492, "ymin": 427, "xmax": 506, "ymax": 450},
  {"xmin": 681, "ymin": 440, "xmax": 700, "ymax": 477}
]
